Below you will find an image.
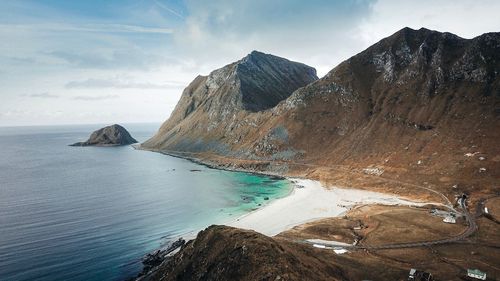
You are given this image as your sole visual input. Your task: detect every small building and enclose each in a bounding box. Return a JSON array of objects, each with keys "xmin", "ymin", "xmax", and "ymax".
[
  {"xmin": 408, "ymin": 268, "xmax": 434, "ymax": 281},
  {"xmin": 333, "ymin": 248, "xmax": 348, "ymax": 254},
  {"xmin": 467, "ymin": 269, "xmax": 487, "ymax": 280},
  {"xmin": 312, "ymin": 244, "xmax": 326, "ymax": 249},
  {"xmin": 443, "ymin": 215, "xmax": 456, "ymax": 224}
]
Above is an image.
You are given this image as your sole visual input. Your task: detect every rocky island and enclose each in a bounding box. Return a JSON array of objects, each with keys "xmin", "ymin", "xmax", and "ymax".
[{"xmin": 70, "ymin": 124, "xmax": 137, "ymax": 146}]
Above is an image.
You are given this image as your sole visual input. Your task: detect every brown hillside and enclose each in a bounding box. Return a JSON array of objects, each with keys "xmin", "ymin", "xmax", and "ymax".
[
  {"xmin": 143, "ymin": 27, "xmax": 500, "ymax": 200},
  {"xmin": 143, "ymin": 225, "xmax": 347, "ymax": 281}
]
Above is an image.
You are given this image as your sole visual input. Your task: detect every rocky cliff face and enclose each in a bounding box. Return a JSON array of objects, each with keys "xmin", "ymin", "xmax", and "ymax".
[
  {"xmin": 142, "ymin": 51, "xmax": 317, "ymax": 153},
  {"xmin": 144, "ymin": 27, "xmax": 499, "ymax": 197},
  {"xmin": 71, "ymin": 124, "xmax": 137, "ymax": 146}
]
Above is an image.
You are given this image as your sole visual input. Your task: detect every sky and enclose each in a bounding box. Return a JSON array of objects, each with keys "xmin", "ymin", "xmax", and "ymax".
[{"xmin": 1, "ymin": 0, "xmax": 499, "ymax": 127}]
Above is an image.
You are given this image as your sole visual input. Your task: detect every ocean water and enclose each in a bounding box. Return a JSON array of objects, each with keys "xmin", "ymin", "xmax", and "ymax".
[{"xmin": 0, "ymin": 124, "xmax": 291, "ymax": 281}]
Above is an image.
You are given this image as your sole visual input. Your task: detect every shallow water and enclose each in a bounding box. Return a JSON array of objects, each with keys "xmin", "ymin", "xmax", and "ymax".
[{"xmin": 0, "ymin": 124, "xmax": 291, "ymax": 281}]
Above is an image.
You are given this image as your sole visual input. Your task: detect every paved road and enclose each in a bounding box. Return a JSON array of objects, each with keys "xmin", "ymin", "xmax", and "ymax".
[{"xmin": 303, "ymin": 196, "xmax": 477, "ymax": 250}]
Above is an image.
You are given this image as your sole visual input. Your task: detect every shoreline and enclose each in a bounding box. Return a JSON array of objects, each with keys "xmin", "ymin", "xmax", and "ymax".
[
  {"xmin": 133, "ymin": 147, "xmax": 450, "ymax": 280},
  {"xmin": 134, "ymin": 145, "xmax": 287, "ymax": 179},
  {"xmin": 136, "ymin": 146, "xmax": 447, "ymax": 237},
  {"xmin": 227, "ymin": 178, "xmax": 440, "ymax": 236}
]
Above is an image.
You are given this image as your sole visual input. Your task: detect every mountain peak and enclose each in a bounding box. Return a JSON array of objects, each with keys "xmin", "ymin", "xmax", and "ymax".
[
  {"xmin": 240, "ymin": 50, "xmax": 273, "ymax": 65},
  {"xmin": 248, "ymin": 50, "xmax": 267, "ymax": 57},
  {"xmin": 235, "ymin": 52, "xmax": 318, "ymax": 111},
  {"xmin": 385, "ymin": 27, "xmax": 464, "ymax": 47},
  {"xmin": 142, "ymin": 52, "xmax": 317, "ymax": 150}
]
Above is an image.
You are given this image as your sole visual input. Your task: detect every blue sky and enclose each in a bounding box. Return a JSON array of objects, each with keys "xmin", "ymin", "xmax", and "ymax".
[{"xmin": 1, "ymin": 0, "xmax": 499, "ymax": 126}]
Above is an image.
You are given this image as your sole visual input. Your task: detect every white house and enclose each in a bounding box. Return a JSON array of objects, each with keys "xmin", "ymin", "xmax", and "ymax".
[
  {"xmin": 333, "ymin": 248, "xmax": 348, "ymax": 254},
  {"xmin": 312, "ymin": 244, "xmax": 326, "ymax": 249},
  {"xmin": 443, "ymin": 215, "xmax": 456, "ymax": 224},
  {"xmin": 467, "ymin": 269, "xmax": 487, "ymax": 280}
]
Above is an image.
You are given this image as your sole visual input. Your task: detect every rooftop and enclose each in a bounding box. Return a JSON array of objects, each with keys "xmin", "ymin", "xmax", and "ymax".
[{"xmin": 468, "ymin": 269, "xmax": 486, "ymax": 276}]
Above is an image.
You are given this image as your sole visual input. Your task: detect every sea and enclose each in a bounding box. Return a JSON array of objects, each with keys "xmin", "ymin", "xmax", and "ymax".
[{"xmin": 0, "ymin": 123, "xmax": 292, "ymax": 281}]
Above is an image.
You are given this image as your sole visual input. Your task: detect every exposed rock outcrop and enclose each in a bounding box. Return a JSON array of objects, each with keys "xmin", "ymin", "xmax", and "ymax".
[
  {"xmin": 142, "ymin": 51, "xmax": 317, "ymax": 153},
  {"xmin": 70, "ymin": 124, "xmax": 137, "ymax": 146},
  {"xmin": 138, "ymin": 238, "xmax": 185, "ymax": 278}
]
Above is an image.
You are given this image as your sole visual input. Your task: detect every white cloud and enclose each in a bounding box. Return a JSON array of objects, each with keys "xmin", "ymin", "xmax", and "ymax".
[
  {"xmin": 172, "ymin": 0, "xmax": 376, "ymax": 76},
  {"xmin": 72, "ymin": 95, "xmax": 119, "ymax": 101},
  {"xmin": 153, "ymin": 0, "xmax": 184, "ymax": 19},
  {"xmin": 44, "ymin": 49, "xmax": 178, "ymax": 70},
  {"xmin": 172, "ymin": 0, "xmax": 500, "ymax": 77},
  {"xmin": 357, "ymin": 0, "xmax": 500, "ymax": 46},
  {"xmin": 0, "ymin": 23, "xmax": 173, "ymax": 34},
  {"xmin": 27, "ymin": 92, "xmax": 60, "ymax": 98},
  {"xmin": 65, "ymin": 78, "xmax": 185, "ymax": 89}
]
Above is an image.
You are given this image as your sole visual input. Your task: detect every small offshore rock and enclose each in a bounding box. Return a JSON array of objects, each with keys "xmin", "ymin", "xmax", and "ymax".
[{"xmin": 70, "ymin": 124, "xmax": 137, "ymax": 146}]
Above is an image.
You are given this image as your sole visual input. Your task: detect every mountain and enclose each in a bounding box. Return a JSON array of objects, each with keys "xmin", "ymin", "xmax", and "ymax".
[
  {"xmin": 142, "ymin": 51, "xmax": 318, "ymax": 152},
  {"xmin": 143, "ymin": 27, "xmax": 499, "ymax": 197},
  {"xmin": 70, "ymin": 124, "xmax": 137, "ymax": 146}
]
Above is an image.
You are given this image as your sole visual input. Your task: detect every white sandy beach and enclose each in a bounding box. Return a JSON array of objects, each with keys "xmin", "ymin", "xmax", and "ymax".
[{"xmin": 228, "ymin": 179, "xmax": 433, "ymax": 236}]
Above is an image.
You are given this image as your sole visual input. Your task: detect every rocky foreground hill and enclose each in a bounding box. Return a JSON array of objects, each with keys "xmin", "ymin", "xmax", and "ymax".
[
  {"xmin": 139, "ymin": 225, "xmax": 347, "ymax": 281},
  {"xmin": 143, "ymin": 27, "xmax": 499, "ymax": 199}
]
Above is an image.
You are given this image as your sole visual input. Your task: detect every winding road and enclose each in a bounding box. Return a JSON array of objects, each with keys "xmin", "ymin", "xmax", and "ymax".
[{"xmin": 303, "ymin": 196, "xmax": 478, "ymax": 250}]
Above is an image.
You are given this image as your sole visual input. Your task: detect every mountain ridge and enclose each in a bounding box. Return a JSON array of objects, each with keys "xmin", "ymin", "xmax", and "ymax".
[{"xmin": 143, "ymin": 27, "xmax": 499, "ymax": 198}]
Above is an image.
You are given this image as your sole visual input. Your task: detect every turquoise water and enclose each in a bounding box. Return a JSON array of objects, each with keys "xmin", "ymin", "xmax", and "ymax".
[{"xmin": 0, "ymin": 124, "xmax": 291, "ymax": 281}]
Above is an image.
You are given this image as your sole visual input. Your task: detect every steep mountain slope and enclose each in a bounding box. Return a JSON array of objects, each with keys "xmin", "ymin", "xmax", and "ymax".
[
  {"xmin": 260, "ymin": 27, "xmax": 500, "ymax": 196},
  {"xmin": 144, "ymin": 27, "xmax": 499, "ymax": 198},
  {"xmin": 142, "ymin": 51, "xmax": 318, "ymax": 152}
]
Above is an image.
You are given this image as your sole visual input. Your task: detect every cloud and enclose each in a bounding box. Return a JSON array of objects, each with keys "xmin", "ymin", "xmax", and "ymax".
[
  {"xmin": 45, "ymin": 49, "xmax": 179, "ymax": 70},
  {"xmin": 153, "ymin": 0, "xmax": 184, "ymax": 19},
  {"xmin": 174, "ymin": 0, "xmax": 376, "ymax": 75},
  {"xmin": 0, "ymin": 23, "xmax": 173, "ymax": 34},
  {"xmin": 28, "ymin": 92, "xmax": 59, "ymax": 98},
  {"xmin": 3, "ymin": 56, "xmax": 37, "ymax": 64},
  {"xmin": 172, "ymin": 0, "xmax": 500, "ymax": 76},
  {"xmin": 65, "ymin": 78, "xmax": 185, "ymax": 89},
  {"xmin": 72, "ymin": 95, "xmax": 119, "ymax": 101},
  {"xmin": 357, "ymin": 0, "xmax": 500, "ymax": 45}
]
